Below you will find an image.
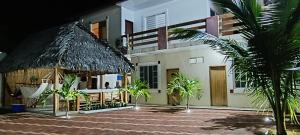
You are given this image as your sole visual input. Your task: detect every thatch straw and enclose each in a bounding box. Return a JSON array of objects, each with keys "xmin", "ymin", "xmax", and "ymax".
[{"xmin": 0, "ymin": 22, "xmax": 134, "ymax": 74}]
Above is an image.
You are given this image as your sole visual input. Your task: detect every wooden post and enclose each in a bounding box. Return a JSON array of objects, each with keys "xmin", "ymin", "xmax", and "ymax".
[
  {"xmin": 76, "ymin": 96, "xmax": 80, "ymax": 111},
  {"xmin": 158, "ymin": 26, "xmax": 168, "ymax": 50},
  {"xmin": 53, "ymin": 68, "xmax": 60, "ymax": 116},
  {"xmin": 206, "ymin": 16, "xmax": 219, "ymax": 37},
  {"xmin": 99, "ymin": 75, "xmax": 104, "ymax": 106},
  {"xmin": 87, "ymin": 72, "xmax": 92, "ymax": 89},
  {"xmin": 102, "ymin": 92, "xmax": 106, "ymax": 106},
  {"xmin": 120, "ymin": 87, "xmax": 124, "ymax": 102},
  {"xmin": 122, "ymin": 73, "xmax": 128, "ymax": 103}
]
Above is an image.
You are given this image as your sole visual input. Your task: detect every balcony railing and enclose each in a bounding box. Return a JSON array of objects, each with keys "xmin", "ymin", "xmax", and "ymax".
[{"xmin": 121, "ymin": 14, "xmax": 240, "ymax": 54}]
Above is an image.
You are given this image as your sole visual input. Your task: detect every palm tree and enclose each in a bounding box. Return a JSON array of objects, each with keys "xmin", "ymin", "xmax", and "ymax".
[
  {"xmin": 171, "ymin": 0, "xmax": 300, "ymax": 134},
  {"xmin": 39, "ymin": 74, "xmax": 89, "ymax": 119},
  {"xmin": 167, "ymin": 73, "xmax": 202, "ymax": 111},
  {"xmin": 121, "ymin": 80, "xmax": 151, "ymax": 109}
]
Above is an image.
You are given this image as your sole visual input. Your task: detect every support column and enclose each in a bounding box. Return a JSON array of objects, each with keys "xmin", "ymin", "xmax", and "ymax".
[
  {"xmin": 122, "ymin": 73, "xmax": 128, "ymax": 103},
  {"xmin": 120, "ymin": 89, "xmax": 124, "ymax": 102},
  {"xmin": 53, "ymin": 68, "xmax": 60, "ymax": 116},
  {"xmin": 76, "ymin": 97, "xmax": 80, "ymax": 111}
]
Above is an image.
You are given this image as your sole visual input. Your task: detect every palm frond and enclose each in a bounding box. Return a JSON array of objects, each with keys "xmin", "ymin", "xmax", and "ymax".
[{"xmin": 121, "ymin": 80, "xmax": 151, "ymax": 102}]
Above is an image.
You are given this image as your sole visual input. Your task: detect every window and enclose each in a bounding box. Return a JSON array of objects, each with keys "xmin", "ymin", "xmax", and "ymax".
[
  {"xmin": 140, "ymin": 65, "xmax": 158, "ymax": 89},
  {"xmin": 90, "ymin": 21, "xmax": 107, "ymax": 40},
  {"xmin": 145, "ymin": 13, "xmax": 166, "ymax": 30},
  {"xmin": 234, "ymin": 70, "xmax": 247, "ymax": 88}
]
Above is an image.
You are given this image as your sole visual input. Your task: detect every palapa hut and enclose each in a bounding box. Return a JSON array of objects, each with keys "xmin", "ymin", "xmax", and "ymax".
[{"xmin": 0, "ymin": 21, "xmax": 134, "ymax": 114}]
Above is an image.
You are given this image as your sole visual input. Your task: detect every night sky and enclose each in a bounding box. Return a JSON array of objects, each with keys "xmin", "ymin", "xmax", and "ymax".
[{"xmin": 0, "ymin": 0, "xmax": 122, "ymax": 53}]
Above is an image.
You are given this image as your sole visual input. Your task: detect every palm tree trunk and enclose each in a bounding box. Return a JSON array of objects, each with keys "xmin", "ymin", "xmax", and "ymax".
[
  {"xmin": 271, "ymin": 71, "xmax": 287, "ymax": 135},
  {"xmin": 135, "ymin": 97, "xmax": 138, "ymax": 108},
  {"xmin": 186, "ymin": 95, "xmax": 189, "ymax": 110},
  {"xmin": 66, "ymin": 99, "xmax": 70, "ymax": 119}
]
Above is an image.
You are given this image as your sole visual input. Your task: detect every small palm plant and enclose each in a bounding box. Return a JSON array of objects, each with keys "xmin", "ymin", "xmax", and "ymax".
[
  {"xmin": 167, "ymin": 73, "xmax": 202, "ymax": 111},
  {"xmin": 121, "ymin": 80, "xmax": 151, "ymax": 109},
  {"xmin": 39, "ymin": 74, "xmax": 89, "ymax": 119}
]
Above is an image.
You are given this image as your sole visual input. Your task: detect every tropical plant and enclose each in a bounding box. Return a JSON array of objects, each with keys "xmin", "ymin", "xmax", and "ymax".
[
  {"xmin": 39, "ymin": 74, "xmax": 89, "ymax": 119},
  {"xmin": 167, "ymin": 73, "xmax": 202, "ymax": 111},
  {"xmin": 121, "ymin": 80, "xmax": 151, "ymax": 109},
  {"xmin": 171, "ymin": 0, "xmax": 300, "ymax": 134}
]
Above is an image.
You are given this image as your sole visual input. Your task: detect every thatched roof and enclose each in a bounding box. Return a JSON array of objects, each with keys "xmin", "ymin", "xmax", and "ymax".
[{"xmin": 0, "ymin": 22, "xmax": 134, "ymax": 74}]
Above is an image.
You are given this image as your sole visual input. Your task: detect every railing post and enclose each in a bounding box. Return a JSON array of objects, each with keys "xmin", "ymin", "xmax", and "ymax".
[
  {"xmin": 158, "ymin": 26, "xmax": 167, "ymax": 50},
  {"xmin": 206, "ymin": 16, "xmax": 219, "ymax": 37}
]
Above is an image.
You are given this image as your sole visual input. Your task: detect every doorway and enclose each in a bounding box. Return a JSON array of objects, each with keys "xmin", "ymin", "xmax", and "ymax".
[
  {"xmin": 209, "ymin": 66, "xmax": 228, "ymax": 106},
  {"xmin": 125, "ymin": 20, "xmax": 133, "ymax": 35},
  {"xmin": 167, "ymin": 69, "xmax": 180, "ymax": 105}
]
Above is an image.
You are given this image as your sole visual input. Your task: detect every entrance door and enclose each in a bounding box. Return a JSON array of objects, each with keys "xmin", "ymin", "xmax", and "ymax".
[
  {"xmin": 167, "ymin": 69, "xmax": 180, "ymax": 105},
  {"xmin": 125, "ymin": 20, "xmax": 133, "ymax": 35},
  {"xmin": 210, "ymin": 66, "xmax": 227, "ymax": 106}
]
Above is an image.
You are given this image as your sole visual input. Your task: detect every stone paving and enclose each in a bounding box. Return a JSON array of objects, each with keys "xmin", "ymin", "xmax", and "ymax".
[{"xmin": 0, "ymin": 107, "xmax": 276, "ymax": 135}]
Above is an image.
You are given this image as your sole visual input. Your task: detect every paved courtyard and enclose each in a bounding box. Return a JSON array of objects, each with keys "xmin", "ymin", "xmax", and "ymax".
[{"xmin": 0, "ymin": 107, "xmax": 275, "ymax": 135}]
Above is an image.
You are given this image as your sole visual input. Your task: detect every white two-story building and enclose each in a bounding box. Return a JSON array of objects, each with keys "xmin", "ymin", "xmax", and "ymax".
[{"xmin": 80, "ymin": 0, "xmax": 253, "ymax": 108}]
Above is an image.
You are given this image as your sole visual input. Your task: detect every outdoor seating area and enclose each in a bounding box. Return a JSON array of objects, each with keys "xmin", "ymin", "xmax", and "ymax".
[
  {"xmin": 78, "ymin": 89, "xmax": 127, "ymax": 111},
  {"xmin": 0, "ymin": 22, "xmax": 133, "ymax": 115}
]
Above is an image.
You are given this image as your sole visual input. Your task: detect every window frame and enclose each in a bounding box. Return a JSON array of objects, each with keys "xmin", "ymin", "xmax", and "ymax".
[
  {"xmin": 144, "ymin": 11, "xmax": 168, "ymax": 31},
  {"xmin": 234, "ymin": 69, "xmax": 247, "ymax": 89},
  {"xmin": 139, "ymin": 65, "xmax": 158, "ymax": 89}
]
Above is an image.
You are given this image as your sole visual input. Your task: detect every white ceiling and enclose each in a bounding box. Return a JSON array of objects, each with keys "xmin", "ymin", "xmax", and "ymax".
[{"xmin": 118, "ymin": 0, "xmax": 175, "ymax": 10}]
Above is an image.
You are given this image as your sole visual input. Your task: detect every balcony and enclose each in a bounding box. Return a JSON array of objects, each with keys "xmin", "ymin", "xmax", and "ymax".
[{"xmin": 121, "ymin": 14, "xmax": 240, "ymax": 55}]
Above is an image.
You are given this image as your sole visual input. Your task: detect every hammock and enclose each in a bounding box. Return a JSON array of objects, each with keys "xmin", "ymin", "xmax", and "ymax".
[
  {"xmin": 20, "ymin": 79, "xmax": 50, "ymax": 98},
  {"xmin": 70, "ymin": 77, "xmax": 80, "ymax": 90}
]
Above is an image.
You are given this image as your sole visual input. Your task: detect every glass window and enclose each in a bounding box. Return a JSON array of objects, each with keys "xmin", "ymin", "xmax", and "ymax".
[
  {"xmin": 140, "ymin": 65, "xmax": 158, "ymax": 89},
  {"xmin": 235, "ymin": 70, "xmax": 247, "ymax": 88}
]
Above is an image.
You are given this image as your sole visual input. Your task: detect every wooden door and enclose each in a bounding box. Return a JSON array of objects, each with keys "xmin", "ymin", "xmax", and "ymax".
[
  {"xmin": 125, "ymin": 20, "xmax": 133, "ymax": 35},
  {"xmin": 167, "ymin": 69, "xmax": 180, "ymax": 105},
  {"xmin": 210, "ymin": 66, "xmax": 227, "ymax": 106}
]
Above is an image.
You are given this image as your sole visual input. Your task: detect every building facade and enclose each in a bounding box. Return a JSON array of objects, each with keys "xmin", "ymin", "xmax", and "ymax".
[{"xmin": 81, "ymin": 0, "xmax": 254, "ymax": 108}]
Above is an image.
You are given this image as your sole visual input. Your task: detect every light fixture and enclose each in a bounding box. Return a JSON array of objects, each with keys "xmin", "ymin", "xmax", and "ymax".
[
  {"xmin": 264, "ymin": 117, "xmax": 273, "ymax": 123},
  {"xmin": 186, "ymin": 109, "xmax": 191, "ymax": 113},
  {"xmin": 134, "ymin": 106, "xmax": 140, "ymax": 110},
  {"xmin": 59, "ymin": 116, "xmax": 72, "ymax": 119}
]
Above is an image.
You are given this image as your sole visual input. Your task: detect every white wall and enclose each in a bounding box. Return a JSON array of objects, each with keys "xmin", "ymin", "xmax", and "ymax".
[
  {"xmin": 102, "ymin": 74, "xmax": 119, "ymax": 89},
  {"xmin": 131, "ymin": 44, "xmax": 253, "ymax": 108},
  {"xmin": 130, "ymin": 0, "xmax": 210, "ymax": 32},
  {"xmin": 81, "ymin": 6, "xmax": 121, "ymax": 47},
  {"xmin": 121, "ymin": 7, "xmax": 135, "ymax": 35}
]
